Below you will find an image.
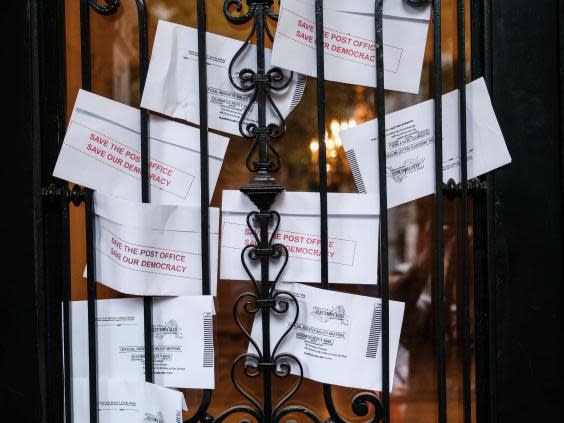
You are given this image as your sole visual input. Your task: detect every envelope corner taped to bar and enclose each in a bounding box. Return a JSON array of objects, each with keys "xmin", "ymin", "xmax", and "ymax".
[
  {"xmin": 72, "ymin": 378, "xmax": 185, "ymax": 423},
  {"xmin": 271, "ymin": 0, "xmax": 429, "ymax": 94},
  {"xmin": 89, "ymin": 191, "xmax": 219, "ymax": 296},
  {"xmin": 140, "ymin": 20, "xmax": 307, "ymax": 136},
  {"xmin": 53, "ymin": 89, "xmax": 229, "ymax": 205},
  {"xmin": 71, "ymin": 296, "xmax": 215, "ymax": 390},
  {"xmin": 341, "ymin": 77, "xmax": 512, "ymax": 208},
  {"xmin": 220, "ymin": 190, "xmax": 380, "ymax": 285},
  {"xmin": 248, "ymin": 282, "xmax": 405, "ymax": 391}
]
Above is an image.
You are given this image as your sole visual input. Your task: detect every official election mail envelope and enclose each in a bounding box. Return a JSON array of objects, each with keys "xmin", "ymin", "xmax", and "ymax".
[
  {"xmin": 248, "ymin": 282, "xmax": 405, "ymax": 391},
  {"xmin": 53, "ymin": 89, "xmax": 229, "ymax": 205},
  {"xmin": 71, "ymin": 296, "xmax": 215, "ymax": 389},
  {"xmin": 89, "ymin": 192, "xmax": 219, "ymax": 296},
  {"xmin": 341, "ymin": 77, "xmax": 512, "ymax": 208},
  {"xmin": 271, "ymin": 0, "xmax": 429, "ymax": 94},
  {"xmin": 221, "ymin": 190, "xmax": 380, "ymax": 285},
  {"xmin": 141, "ymin": 20, "xmax": 306, "ymax": 137},
  {"xmin": 73, "ymin": 379, "xmax": 185, "ymax": 423},
  {"xmin": 297, "ymin": 0, "xmax": 431, "ymax": 18}
]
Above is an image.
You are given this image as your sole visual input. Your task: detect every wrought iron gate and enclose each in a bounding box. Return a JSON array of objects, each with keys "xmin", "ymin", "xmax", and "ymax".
[{"xmin": 36, "ymin": 0, "xmax": 497, "ymax": 422}]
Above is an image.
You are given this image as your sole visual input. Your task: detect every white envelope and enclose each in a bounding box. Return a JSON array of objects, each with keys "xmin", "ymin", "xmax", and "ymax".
[
  {"xmin": 71, "ymin": 297, "xmax": 215, "ymax": 389},
  {"xmin": 141, "ymin": 20, "xmax": 306, "ymax": 137},
  {"xmin": 72, "ymin": 379, "xmax": 184, "ymax": 423},
  {"xmin": 296, "ymin": 0, "xmax": 431, "ymax": 19},
  {"xmin": 248, "ymin": 282, "xmax": 405, "ymax": 391},
  {"xmin": 271, "ymin": 0, "xmax": 429, "ymax": 93},
  {"xmin": 90, "ymin": 192, "xmax": 219, "ymax": 296},
  {"xmin": 220, "ymin": 191, "xmax": 380, "ymax": 285},
  {"xmin": 341, "ymin": 77, "xmax": 512, "ymax": 208},
  {"xmin": 53, "ymin": 89, "xmax": 229, "ymax": 205},
  {"xmin": 73, "ymin": 379, "xmax": 142, "ymax": 423},
  {"xmin": 144, "ymin": 383, "xmax": 186, "ymax": 422}
]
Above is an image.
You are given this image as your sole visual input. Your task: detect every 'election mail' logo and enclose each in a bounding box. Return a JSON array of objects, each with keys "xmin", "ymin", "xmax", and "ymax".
[
  {"xmin": 386, "ymin": 158, "xmax": 425, "ymax": 183},
  {"xmin": 153, "ymin": 320, "xmax": 183, "ymax": 339},
  {"xmin": 144, "ymin": 411, "xmax": 165, "ymax": 423},
  {"xmin": 311, "ymin": 305, "xmax": 350, "ymax": 326}
]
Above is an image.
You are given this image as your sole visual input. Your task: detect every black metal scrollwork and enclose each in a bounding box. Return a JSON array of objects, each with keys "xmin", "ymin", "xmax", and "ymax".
[
  {"xmin": 211, "ymin": 1, "xmax": 322, "ymax": 423},
  {"xmin": 76, "ymin": 2, "xmax": 437, "ymax": 423},
  {"xmin": 88, "ymin": 0, "xmax": 120, "ymax": 15}
]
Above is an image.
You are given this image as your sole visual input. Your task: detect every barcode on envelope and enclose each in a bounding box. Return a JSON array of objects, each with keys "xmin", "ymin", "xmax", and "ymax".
[
  {"xmin": 203, "ymin": 312, "xmax": 214, "ymax": 368},
  {"xmin": 366, "ymin": 304, "xmax": 382, "ymax": 358},
  {"xmin": 290, "ymin": 74, "xmax": 307, "ymax": 111},
  {"xmin": 345, "ymin": 149, "xmax": 367, "ymax": 194}
]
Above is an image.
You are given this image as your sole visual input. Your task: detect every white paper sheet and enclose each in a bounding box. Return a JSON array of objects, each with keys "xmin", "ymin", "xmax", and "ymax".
[
  {"xmin": 271, "ymin": 0, "xmax": 429, "ymax": 93},
  {"xmin": 73, "ymin": 379, "xmax": 184, "ymax": 423},
  {"xmin": 141, "ymin": 20, "xmax": 306, "ymax": 137},
  {"xmin": 89, "ymin": 192, "xmax": 219, "ymax": 296},
  {"xmin": 71, "ymin": 297, "xmax": 215, "ymax": 389},
  {"xmin": 248, "ymin": 283, "xmax": 405, "ymax": 391},
  {"xmin": 296, "ymin": 0, "xmax": 431, "ymax": 19},
  {"xmin": 341, "ymin": 78, "xmax": 512, "ymax": 208},
  {"xmin": 220, "ymin": 190, "xmax": 380, "ymax": 285},
  {"xmin": 53, "ymin": 89, "xmax": 229, "ymax": 205}
]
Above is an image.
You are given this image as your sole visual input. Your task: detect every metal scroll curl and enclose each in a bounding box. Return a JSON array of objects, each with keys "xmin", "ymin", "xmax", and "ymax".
[
  {"xmin": 89, "ymin": 0, "xmax": 120, "ymax": 15},
  {"xmin": 323, "ymin": 385, "xmax": 384, "ymax": 423},
  {"xmin": 226, "ymin": 0, "xmax": 292, "ymax": 171},
  {"xmin": 224, "ymin": 0, "xmax": 280, "ymax": 25},
  {"xmin": 224, "ymin": 286, "xmax": 317, "ymax": 423}
]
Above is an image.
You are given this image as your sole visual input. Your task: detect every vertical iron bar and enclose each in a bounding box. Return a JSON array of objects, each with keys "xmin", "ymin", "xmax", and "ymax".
[
  {"xmin": 375, "ymin": 1, "xmax": 390, "ymax": 422},
  {"xmin": 256, "ymin": 6, "xmax": 269, "ymax": 164},
  {"xmin": 260, "ymin": 215, "xmax": 272, "ymax": 423},
  {"xmin": 196, "ymin": 0, "xmax": 214, "ymax": 419},
  {"xmin": 432, "ymin": 2, "xmax": 447, "ymax": 423},
  {"xmin": 135, "ymin": 0, "xmax": 154, "ymax": 385},
  {"xmin": 61, "ymin": 194, "xmax": 73, "ymax": 423},
  {"xmin": 457, "ymin": 1, "xmax": 471, "ymax": 423},
  {"xmin": 315, "ymin": 0, "xmax": 328, "ymax": 294},
  {"xmin": 138, "ymin": 1, "xmax": 149, "ymax": 203},
  {"xmin": 470, "ymin": 1, "xmax": 494, "ymax": 422},
  {"xmin": 85, "ymin": 189, "xmax": 98, "ymax": 423},
  {"xmin": 255, "ymin": 6, "xmax": 273, "ymax": 420},
  {"xmin": 197, "ymin": 0, "xmax": 211, "ymax": 297},
  {"xmin": 79, "ymin": 1, "xmax": 98, "ymax": 421}
]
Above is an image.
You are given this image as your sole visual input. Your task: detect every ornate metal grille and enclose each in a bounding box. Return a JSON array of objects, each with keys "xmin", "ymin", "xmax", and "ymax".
[{"xmin": 39, "ymin": 1, "xmax": 486, "ymax": 423}]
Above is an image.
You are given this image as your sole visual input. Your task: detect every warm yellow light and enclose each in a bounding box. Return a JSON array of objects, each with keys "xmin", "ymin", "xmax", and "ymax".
[
  {"xmin": 310, "ymin": 140, "xmax": 319, "ymax": 153},
  {"xmin": 340, "ymin": 120, "xmax": 349, "ymax": 131},
  {"xmin": 330, "ymin": 150, "xmax": 337, "ymax": 158},
  {"xmin": 326, "ymin": 164, "xmax": 332, "ymax": 172},
  {"xmin": 326, "ymin": 139, "xmax": 335, "ymax": 150},
  {"xmin": 330, "ymin": 120, "xmax": 340, "ymax": 135},
  {"xmin": 335, "ymin": 135, "xmax": 342, "ymax": 147},
  {"xmin": 348, "ymin": 119, "xmax": 357, "ymax": 128}
]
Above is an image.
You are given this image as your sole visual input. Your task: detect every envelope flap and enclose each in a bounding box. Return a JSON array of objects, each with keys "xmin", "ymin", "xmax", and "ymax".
[
  {"xmin": 94, "ymin": 191, "xmax": 220, "ymax": 233},
  {"xmin": 72, "ymin": 89, "xmax": 139, "ymax": 131},
  {"xmin": 72, "ymin": 89, "xmax": 229, "ymax": 159},
  {"xmin": 221, "ymin": 190, "xmax": 380, "ymax": 215},
  {"xmin": 148, "ymin": 115, "xmax": 229, "ymax": 160}
]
